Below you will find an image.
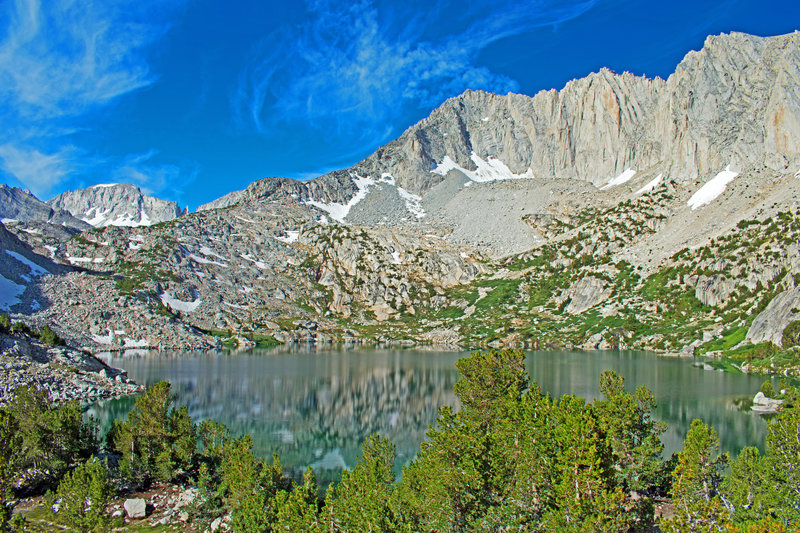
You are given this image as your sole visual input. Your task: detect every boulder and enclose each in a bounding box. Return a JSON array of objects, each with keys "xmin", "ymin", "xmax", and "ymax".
[
  {"xmin": 124, "ymin": 498, "xmax": 147, "ymax": 519},
  {"xmin": 746, "ymin": 286, "xmax": 800, "ymax": 346},
  {"xmin": 563, "ymin": 277, "xmax": 612, "ymax": 315}
]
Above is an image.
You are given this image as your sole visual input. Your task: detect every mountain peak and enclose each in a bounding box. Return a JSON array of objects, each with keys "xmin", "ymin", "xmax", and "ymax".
[{"xmin": 48, "ymin": 183, "xmax": 186, "ymax": 228}]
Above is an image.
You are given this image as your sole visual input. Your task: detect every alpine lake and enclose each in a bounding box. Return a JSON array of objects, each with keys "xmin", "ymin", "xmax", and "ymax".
[{"xmin": 89, "ymin": 348, "xmax": 779, "ymax": 487}]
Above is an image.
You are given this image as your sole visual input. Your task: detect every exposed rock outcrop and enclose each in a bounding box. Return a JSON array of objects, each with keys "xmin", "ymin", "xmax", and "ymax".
[
  {"xmin": 695, "ymin": 275, "xmax": 737, "ymax": 307},
  {"xmin": 49, "ymin": 183, "xmax": 186, "ymax": 228},
  {"xmin": 0, "ymin": 184, "xmax": 90, "ymax": 231},
  {"xmin": 562, "ymin": 277, "xmax": 612, "ymax": 315},
  {"xmin": 0, "ymin": 328, "xmax": 141, "ymax": 406},
  {"xmin": 747, "ymin": 285, "xmax": 800, "ymax": 346},
  {"xmin": 197, "ymin": 190, "xmax": 244, "ymax": 212}
]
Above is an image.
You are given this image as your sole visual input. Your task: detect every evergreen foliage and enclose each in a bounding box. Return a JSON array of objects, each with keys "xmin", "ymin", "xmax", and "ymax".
[
  {"xmin": 0, "ymin": 411, "xmax": 20, "ymax": 530},
  {"xmin": 273, "ymin": 467, "xmax": 321, "ymax": 532},
  {"xmin": 3, "ymin": 353, "xmax": 800, "ymax": 530},
  {"xmin": 110, "ymin": 381, "xmax": 196, "ymax": 486},
  {"xmin": 724, "ymin": 447, "xmax": 770, "ymax": 524},
  {"xmin": 764, "ymin": 403, "xmax": 800, "ymax": 525},
  {"xmin": 46, "ymin": 458, "xmax": 113, "ymax": 532},
  {"xmin": 663, "ymin": 419, "xmax": 730, "ymax": 532},
  {"xmin": 325, "ymin": 435, "xmax": 396, "ymax": 532},
  {"xmin": 36, "ymin": 324, "xmax": 64, "ymax": 346},
  {"xmin": 782, "ymin": 320, "xmax": 800, "ymax": 348},
  {"xmin": 5, "ymin": 386, "xmax": 98, "ymax": 479},
  {"xmin": 395, "ymin": 349, "xmax": 663, "ymax": 532}
]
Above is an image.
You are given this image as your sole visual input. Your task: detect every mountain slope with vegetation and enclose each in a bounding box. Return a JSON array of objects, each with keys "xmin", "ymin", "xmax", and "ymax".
[{"xmin": 1, "ymin": 31, "xmax": 799, "ymax": 378}]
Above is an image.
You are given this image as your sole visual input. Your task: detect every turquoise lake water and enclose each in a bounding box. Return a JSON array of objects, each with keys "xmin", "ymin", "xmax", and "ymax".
[{"xmin": 89, "ymin": 348, "xmax": 775, "ymax": 485}]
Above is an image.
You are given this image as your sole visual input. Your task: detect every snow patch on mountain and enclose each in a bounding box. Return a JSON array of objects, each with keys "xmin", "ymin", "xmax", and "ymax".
[
  {"xmin": 65, "ymin": 254, "xmax": 104, "ymax": 264},
  {"xmin": 241, "ymin": 253, "xmax": 268, "ymax": 269},
  {"xmin": 160, "ymin": 291, "xmax": 202, "ymax": 313},
  {"xmin": 432, "ymin": 153, "xmax": 534, "ymax": 183},
  {"xmin": 397, "ymin": 186, "xmax": 425, "ymax": 219},
  {"xmin": 199, "ymin": 245, "xmax": 227, "ymax": 260},
  {"xmin": 636, "ymin": 174, "xmax": 663, "ymax": 195},
  {"xmin": 600, "ymin": 169, "xmax": 636, "ymax": 190},
  {"xmin": 305, "ymin": 175, "xmax": 375, "ymax": 223},
  {"xmin": 91, "ymin": 330, "xmax": 114, "ymax": 345},
  {"xmin": 6, "ymin": 250, "xmax": 48, "ymax": 279},
  {"xmin": 0, "ymin": 273, "xmax": 24, "ymax": 310},
  {"xmin": 687, "ymin": 167, "xmax": 739, "ymax": 210},
  {"xmin": 189, "ymin": 254, "xmax": 228, "ymax": 268},
  {"xmin": 276, "ymin": 231, "xmax": 300, "ymax": 244}
]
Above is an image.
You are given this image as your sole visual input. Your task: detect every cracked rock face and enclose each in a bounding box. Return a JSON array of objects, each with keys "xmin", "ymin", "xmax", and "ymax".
[
  {"xmin": 212, "ymin": 32, "xmax": 800, "ymax": 259},
  {"xmin": 4, "ymin": 31, "xmax": 800, "ymax": 357},
  {"xmin": 0, "ymin": 184, "xmax": 90, "ymax": 232},
  {"xmin": 561, "ymin": 277, "xmax": 612, "ymax": 315},
  {"xmin": 49, "ymin": 183, "xmax": 186, "ymax": 228},
  {"xmin": 747, "ymin": 285, "xmax": 800, "ymax": 347}
]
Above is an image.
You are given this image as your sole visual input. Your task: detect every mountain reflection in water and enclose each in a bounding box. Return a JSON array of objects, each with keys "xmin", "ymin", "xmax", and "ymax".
[{"xmin": 89, "ymin": 348, "xmax": 773, "ymax": 485}]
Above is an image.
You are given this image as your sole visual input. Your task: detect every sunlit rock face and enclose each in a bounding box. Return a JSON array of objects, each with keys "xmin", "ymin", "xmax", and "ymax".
[
  {"xmin": 49, "ymin": 183, "xmax": 186, "ymax": 228},
  {"xmin": 10, "ymin": 32, "xmax": 800, "ymax": 357}
]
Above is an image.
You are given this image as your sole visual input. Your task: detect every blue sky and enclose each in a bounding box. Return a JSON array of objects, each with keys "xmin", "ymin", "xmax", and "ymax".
[{"xmin": 0, "ymin": 0, "xmax": 798, "ymax": 210}]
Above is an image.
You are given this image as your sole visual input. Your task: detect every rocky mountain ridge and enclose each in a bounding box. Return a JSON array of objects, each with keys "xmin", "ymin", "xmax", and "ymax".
[
  {"xmin": 3, "ymin": 31, "xmax": 800, "ymax": 376},
  {"xmin": 0, "ymin": 184, "xmax": 90, "ymax": 232},
  {"xmin": 222, "ymin": 31, "xmax": 800, "ymax": 260},
  {"xmin": 49, "ymin": 183, "xmax": 186, "ymax": 228}
]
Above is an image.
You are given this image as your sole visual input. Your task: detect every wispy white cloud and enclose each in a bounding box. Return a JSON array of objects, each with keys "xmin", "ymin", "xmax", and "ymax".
[
  {"xmin": 113, "ymin": 150, "xmax": 198, "ymax": 203},
  {"xmin": 0, "ymin": 0, "xmax": 170, "ymax": 120},
  {"xmin": 0, "ymin": 0, "xmax": 185, "ymax": 196},
  {"xmin": 234, "ymin": 0, "xmax": 598, "ymax": 148},
  {"xmin": 0, "ymin": 143, "xmax": 77, "ymax": 196}
]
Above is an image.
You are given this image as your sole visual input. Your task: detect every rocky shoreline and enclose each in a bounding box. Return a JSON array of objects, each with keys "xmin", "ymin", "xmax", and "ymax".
[{"xmin": 0, "ymin": 329, "xmax": 142, "ymax": 406}]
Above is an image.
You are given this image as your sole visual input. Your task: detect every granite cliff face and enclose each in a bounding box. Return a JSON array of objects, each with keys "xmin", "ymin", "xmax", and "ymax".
[
  {"xmin": 0, "ymin": 184, "xmax": 90, "ymax": 232},
  {"xmin": 48, "ymin": 183, "xmax": 186, "ymax": 228},
  {"xmin": 3, "ymin": 31, "xmax": 800, "ymax": 376},
  {"xmin": 197, "ymin": 190, "xmax": 244, "ymax": 212},
  {"xmin": 222, "ymin": 31, "xmax": 800, "ymax": 259}
]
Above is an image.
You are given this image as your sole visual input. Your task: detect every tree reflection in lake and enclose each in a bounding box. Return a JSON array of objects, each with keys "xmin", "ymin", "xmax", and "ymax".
[{"xmin": 89, "ymin": 348, "xmax": 773, "ymax": 486}]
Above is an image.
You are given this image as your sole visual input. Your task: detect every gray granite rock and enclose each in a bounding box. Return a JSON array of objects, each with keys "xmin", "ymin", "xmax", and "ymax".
[
  {"xmin": 49, "ymin": 183, "xmax": 185, "ymax": 228},
  {"xmin": 124, "ymin": 498, "xmax": 147, "ymax": 519}
]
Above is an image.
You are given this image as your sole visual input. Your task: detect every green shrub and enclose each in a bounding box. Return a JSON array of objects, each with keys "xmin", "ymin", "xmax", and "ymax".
[
  {"xmin": 782, "ymin": 320, "xmax": 800, "ymax": 348},
  {"xmin": 0, "ymin": 410, "xmax": 20, "ymax": 530},
  {"xmin": 47, "ymin": 459, "xmax": 114, "ymax": 532},
  {"xmin": 10, "ymin": 321, "xmax": 30, "ymax": 336},
  {"xmin": 0, "ymin": 313, "xmax": 10, "ymax": 334},
  {"xmin": 5, "ymin": 386, "xmax": 98, "ymax": 479},
  {"xmin": 111, "ymin": 381, "xmax": 196, "ymax": 486},
  {"xmin": 760, "ymin": 380, "xmax": 776, "ymax": 398},
  {"xmin": 37, "ymin": 324, "xmax": 65, "ymax": 346}
]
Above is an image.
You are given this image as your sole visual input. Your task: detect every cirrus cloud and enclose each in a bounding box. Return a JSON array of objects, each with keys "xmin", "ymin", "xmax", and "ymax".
[
  {"xmin": 0, "ymin": 0, "xmax": 187, "ymax": 198},
  {"xmin": 234, "ymin": 0, "xmax": 599, "ymax": 150}
]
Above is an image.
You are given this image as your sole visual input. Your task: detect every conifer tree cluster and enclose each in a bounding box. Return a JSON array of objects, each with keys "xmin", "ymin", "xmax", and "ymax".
[{"xmin": 1, "ymin": 350, "xmax": 799, "ymax": 531}]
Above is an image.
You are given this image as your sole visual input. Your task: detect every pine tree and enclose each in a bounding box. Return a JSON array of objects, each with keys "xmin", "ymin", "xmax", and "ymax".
[
  {"xmin": 547, "ymin": 393, "xmax": 616, "ymax": 531},
  {"xmin": 663, "ymin": 419, "xmax": 730, "ymax": 532},
  {"xmin": 594, "ymin": 370, "xmax": 665, "ymax": 493},
  {"xmin": 111, "ymin": 381, "xmax": 195, "ymax": 485},
  {"xmin": 723, "ymin": 446, "xmax": 769, "ymax": 524},
  {"xmin": 7, "ymin": 386, "xmax": 98, "ymax": 478},
  {"xmin": 273, "ymin": 467, "xmax": 321, "ymax": 532},
  {"xmin": 325, "ymin": 434, "xmax": 397, "ymax": 532},
  {"xmin": 764, "ymin": 403, "xmax": 800, "ymax": 525},
  {"xmin": 47, "ymin": 459, "xmax": 113, "ymax": 532},
  {"xmin": 488, "ymin": 381, "xmax": 557, "ymax": 529},
  {"xmin": 0, "ymin": 410, "xmax": 20, "ymax": 530}
]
